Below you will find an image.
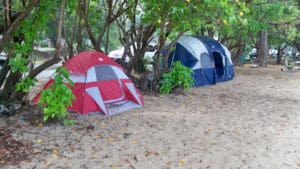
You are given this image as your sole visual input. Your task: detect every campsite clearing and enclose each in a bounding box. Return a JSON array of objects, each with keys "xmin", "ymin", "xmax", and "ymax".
[{"xmin": 1, "ymin": 64, "xmax": 300, "ymax": 169}]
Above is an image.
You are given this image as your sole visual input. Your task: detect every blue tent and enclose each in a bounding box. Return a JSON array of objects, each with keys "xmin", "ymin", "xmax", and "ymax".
[{"xmin": 167, "ymin": 36, "xmax": 234, "ymax": 86}]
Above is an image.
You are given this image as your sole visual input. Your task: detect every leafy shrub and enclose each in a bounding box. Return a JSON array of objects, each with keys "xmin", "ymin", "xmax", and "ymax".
[
  {"xmin": 16, "ymin": 77, "xmax": 38, "ymax": 93},
  {"xmin": 38, "ymin": 67, "xmax": 75, "ymax": 124},
  {"xmin": 9, "ymin": 56, "xmax": 29, "ymax": 73},
  {"xmin": 159, "ymin": 61, "xmax": 194, "ymax": 94}
]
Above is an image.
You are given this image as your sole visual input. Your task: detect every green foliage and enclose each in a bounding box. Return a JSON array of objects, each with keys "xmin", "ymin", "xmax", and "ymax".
[
  {"xmin": 38, "ymin": 67, "xmax": 75, "ymax": 124},
  {"xmin": 268, "ymin": 1, "xmax": 300, "ymax": 47},
  {"xmin": 16, "ymin": 77, "xmax": 38, "ymax": 93},
  {"xmin": 5, "ymin": 0, "xmax": 59, "ymax": 99},
  {"xmin": 159, "ymin": 61, "xmax": 194, "ymax": 94},
  {"xmin": 8, "ymin": 56, "xmax": 29, "ymax": 73}
]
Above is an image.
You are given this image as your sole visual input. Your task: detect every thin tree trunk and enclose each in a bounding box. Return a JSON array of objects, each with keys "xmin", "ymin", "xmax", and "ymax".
[
  {"xmin": 293, "ymin": 23, "xmax": 300, "ymax": 52},
  {"xmin": 65, "ymin": 8, "xmax": 78, "ymax": 59},
  {"xmin": 233, "ymin": 39, "xmax": 245, "ymax": 65},
  {"xmin": 276, "ymin": 45, "xmax": 282, "ymax": 64},
  {"xmin": 76, "ymin": 0, "xmax": 84, "ymax": 53},
  {"xmin": 55, "ymin": 0, "xmax": 66, "ymax": 56},
  {"xmin": 0, "ymin": 72, "xmax": 22, "ymax": 105},
  {"xmin": 257, "ymin": 30, "xmax": 268, "ymax": 66},
  {"xmin": 0, "ymin": 60, "xmax": 9, "ymax": 87},
  {"xmin": 126, "ymin": 48, "xmax": 147, "ymax": 74},
  {"xmin": 81, "ymin": 0, "xmax": 99, "ymax": 50},
  {"xmin": 105, "ymin": 24, "xmax": 110, "ymax": 54}
]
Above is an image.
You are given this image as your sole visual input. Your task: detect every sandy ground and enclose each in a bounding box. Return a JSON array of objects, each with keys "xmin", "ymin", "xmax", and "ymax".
[{"xmin": 1, "ymin": 65, "xmax": 300, "ymax": 169}]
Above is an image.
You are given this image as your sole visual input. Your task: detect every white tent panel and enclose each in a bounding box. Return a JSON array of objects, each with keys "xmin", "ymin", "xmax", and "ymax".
[
  {"xmin": 125, "ymin": 83, "xmax": 143, "ymax": 106},
  {"xmin": 86, "ymin": 87, "xmax": 108, "ymax": 116},
  {"xmin": 86, "ymin": 67, "xmax": 97, "ymax": 82},
  {"xmin": 110, "ymin": 65, "xmax": 128, "ymax": 79},
  {"xmin": 69, "ymin": 73, "xmax": 86, "ymax": 83},
  {"xmin": 221, "ymin": 44, "xmax": 233, "ymax": 65},
  {"xmin": 178, "ymin": 36, "xmax": 208, "ymax": 61}
]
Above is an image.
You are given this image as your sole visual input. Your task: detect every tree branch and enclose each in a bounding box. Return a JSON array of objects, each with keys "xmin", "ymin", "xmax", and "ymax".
[{"xmin": 0, "ymin": 0, "xmax": 40, "ymax": 53}]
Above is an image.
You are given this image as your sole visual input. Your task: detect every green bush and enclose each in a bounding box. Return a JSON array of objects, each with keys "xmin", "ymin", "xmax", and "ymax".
[
  {"xmin": 38, "ymin": 67, "xmax": 75, "ymax": 124},
  {"xmin": 16, "ymin": 77, "xmax": 38, "ymax": 93},
  {"xmin": 159, "ymin": 61, "xmax": 194, "ymax": 94}
]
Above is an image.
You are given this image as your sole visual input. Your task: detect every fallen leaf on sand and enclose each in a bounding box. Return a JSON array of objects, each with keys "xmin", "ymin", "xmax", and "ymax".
[
  {"xmin": 234, "ymin": 128, "xmax": 240, "ymax": 135},
  {"xmin": 133, "ymin": 155, "xmax": 138, "ymax": 162},
  {"xmin": 96, "ymin": 134, "xmax": 103, "ymax": 139},
  {"xmin": 166, "ymin": 161, "xmax": 172, "ymax": 165},
  {"xmin": 52, "ymin": 149, "xmax": 58, "ymax": 154},
  {"xmin": 44, "ymin": 159, "xmax": 49, "ymax": 165},
  {"xmin": 109, "ymin": 137, "xmax": 114, "ymax": 143},
  {"xmin": 180, "ymin": 159, "xmax": 186, "ymax": 165},
  {"xmin": 38, "ymin": 123, "xmax": 43, "ymax": 128},
  {"xmin": 145, "ymin": 149, "xmax": 159, "ymax": 157},
  {"xmin": 124, "ymin": 159, "xmax": 130, "ymax": 163},
  {"xmin": 76, "ymin": 134, "xmax": 81, "ymax": 141},
  {"xmin": 117, "ymin": 162, "xmax": 122, "ymax": 167},
  {"xmin": 123, "ymin": 133, "xmax": 132, "ymax": 139},
  {"xmin": 132, "ymin": 139, "xmax": 137, "ymax": 144}
]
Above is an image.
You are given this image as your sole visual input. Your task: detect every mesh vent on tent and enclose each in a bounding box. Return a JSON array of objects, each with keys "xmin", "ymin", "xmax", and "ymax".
[
  {"xmin": 200, "ymin": 53, "xmax": 213, "ymax": 68},
  {"xmin": 95, "ymin": 66, "xmax": 118, "ymax": 81}
]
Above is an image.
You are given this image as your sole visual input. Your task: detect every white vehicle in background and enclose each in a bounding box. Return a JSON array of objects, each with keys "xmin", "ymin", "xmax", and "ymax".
[
  {"xmin": 108, "ymin": 45, "xmax": 156, "ymax": 64},
  {"xmin": 108, "ymin": 48, "xmax": 130, "ymax": 62},
  {"xmin": 269, "ymin": 48, "xmax": 278, "ymax": 58}
]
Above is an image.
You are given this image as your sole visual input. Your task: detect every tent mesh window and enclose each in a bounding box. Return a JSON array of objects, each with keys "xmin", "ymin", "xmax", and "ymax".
[
  {"xmin": 200, "ymin": 53, "xmax": 213, "ymax": 68},
  {"xmin": 95, "ymin": 65, "xmax": 118, "ymax": 81}
]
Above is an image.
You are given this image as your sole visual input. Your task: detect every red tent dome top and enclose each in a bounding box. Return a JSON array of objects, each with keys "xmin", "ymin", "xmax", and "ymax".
[{"xmin": 64, "ymin": 50, "xmax": 122, "ymax": 74}]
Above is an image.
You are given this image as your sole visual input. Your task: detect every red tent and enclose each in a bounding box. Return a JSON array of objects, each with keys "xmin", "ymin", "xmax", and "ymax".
[{"xmin": 33, "ymin": 50, "xmax": 143, "ymax": 116}]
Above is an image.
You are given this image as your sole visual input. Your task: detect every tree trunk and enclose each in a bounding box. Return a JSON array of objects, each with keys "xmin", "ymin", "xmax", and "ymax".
[
  {"xmin": 81, "ymin": 0, "xmax": 99, "ymax": 51},
  {"xmin": 76, "ymin": 20, "xmax": 83, "ymax": 53},
  {"xmin": 152, "ymin": 33, "xmax": 167, "ymax": 91},
  {"xmin": 0, "ymin": 72, "xmax": 22, "ymax": 105},
  {"xmin": 257, "ymin": 30, "xmax": 269, "ymax": 66},
  {"xmin": 77, "ymin": 0, "xmax": 83, "ymax": 54},
  {"xmin": 232, "ymin": 39, "xmax": 245, "ymax": 65},
  {"xmin": 276, "ymin": 45, "xmax": 282, "ymax": 64},
  {"xmin": 293, "ymin": 23, "xmax": 300, "ymax": 52},
  {"xmin": 0, "ymin": 60, "xmax": 9, "ymax": 87},
  {"xmin": 127, "ymin": 48, "xmax": 147, "ymax": 74}
]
